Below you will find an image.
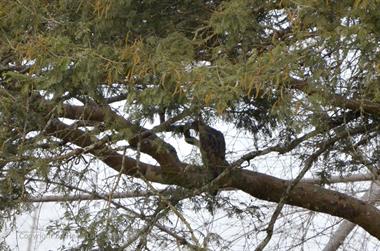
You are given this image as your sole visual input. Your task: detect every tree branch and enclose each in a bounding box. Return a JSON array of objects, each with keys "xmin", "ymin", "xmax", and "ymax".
[
  {"xmin": 232, "ymin": 111, "xmax": 359, "ymax": 167},
  {"xmin": 43, "ymin": 118, "xmax": 380, "ymax": 239},
  {"xmin": 255, "ymin": 127, "xmax": 340, "ymax": 250},
  {"xmin": 302, "ymin": 173, "xmax": 374, "ymax": 184},
  {"xmin": 44, "ymin": 119, "xmax": 164, "ymax": 182},
  {"xmin": 40, "ymin": 101, "xmax": 183, "ymax": 174},
  {"xmin": 230, "ymin": 169, "xmax": 380, "ymax": 240},
  {"xmin": 322, "ymin": 182, "xmax": 380, "ymax": 251},
  {"xmin": 290, "ymin": 78, "xmax": 380, "ymax": 117}
]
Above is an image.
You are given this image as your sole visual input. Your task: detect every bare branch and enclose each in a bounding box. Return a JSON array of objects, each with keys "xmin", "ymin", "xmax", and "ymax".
[
  {"xmin": 302, "ymin": 173, "xmax": 374, "ymax": 184},
  {"xmin": 232, "ymin": 111, "xmax": 359, "ymax": 167},
  {"xmin": 27, "ymin": 191, "xmax": 162, "ymax": 203},
  {"xmin": 255, "ymin": 131, "xmax": 337, "ymax": 250}
]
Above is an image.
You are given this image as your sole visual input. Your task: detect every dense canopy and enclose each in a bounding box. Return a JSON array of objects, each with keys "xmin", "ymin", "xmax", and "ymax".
[{"xmin": 0, "ymin": 0, "xmax": 379, "ymax": 250}]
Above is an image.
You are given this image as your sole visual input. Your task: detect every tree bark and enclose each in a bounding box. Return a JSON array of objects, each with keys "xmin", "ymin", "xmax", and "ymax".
[{"xmin": 230, "ymin": 170, "xmax": 380, "ymax": 240}]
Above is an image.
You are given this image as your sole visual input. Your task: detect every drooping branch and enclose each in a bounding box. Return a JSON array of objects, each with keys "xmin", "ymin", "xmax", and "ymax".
[
  {"xmin": 232, "ymin": 111, "xmax": 360, "ymax": 167},
  {"xmin": 290, "ymin": 78, "xmax": 380, "ymax": 117}
]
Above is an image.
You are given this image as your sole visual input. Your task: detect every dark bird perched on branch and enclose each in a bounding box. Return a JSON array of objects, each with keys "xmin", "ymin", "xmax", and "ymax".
[{"xmin": 184, "ymin": 120, "xmax": 228, "ymax": 179}]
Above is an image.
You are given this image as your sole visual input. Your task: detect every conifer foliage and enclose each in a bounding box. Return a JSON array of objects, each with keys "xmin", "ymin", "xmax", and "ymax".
[{"xmin": 0, "ymin": 1, "xmax": 380, "ymax": 250}]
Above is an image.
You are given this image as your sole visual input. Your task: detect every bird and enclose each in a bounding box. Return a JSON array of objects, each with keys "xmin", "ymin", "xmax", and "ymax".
[{"xmin": 184, "ymin": 120, "xmax": 228, "ymax": 179}]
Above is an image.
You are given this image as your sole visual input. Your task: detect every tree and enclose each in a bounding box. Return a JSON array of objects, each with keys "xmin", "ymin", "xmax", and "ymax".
[{"xmin": 0, "ymin": 0, "xmax": 379, "ymax": 250}]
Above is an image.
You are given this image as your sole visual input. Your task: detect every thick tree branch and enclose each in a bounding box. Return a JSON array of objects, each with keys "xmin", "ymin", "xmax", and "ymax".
[
  {"xmin": 42, "ymin": 117, "xmax": 380, "ymax": 239},
  {"xmin": 40, "ymin": 101, "xmax": 183, "ymax": 174},
  {"xmin": 230, "ymin": 169, "xmax": 380, "ymax": 239},
  {"xmin": 44, "ymin": 118, "xmax": 206, "ymax": 187},
  {"xmin": 44, "ymin": 119, "xmax": 163, "ymax": 182},
  {"xmin": 31, "ymin": 98, "xmax": 380, "ymax": 240}
]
